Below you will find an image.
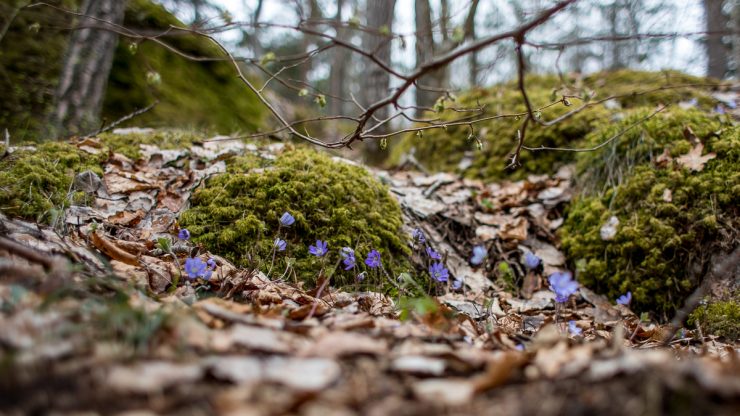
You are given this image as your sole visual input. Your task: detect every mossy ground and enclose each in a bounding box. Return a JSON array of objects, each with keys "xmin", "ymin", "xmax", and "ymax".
[
  {"xmin": 389, "ymin": 70, "xmax": 718, "ymax": 181},
  {"xmin": 560, "ymin": 109, "xmax": 738, "ymax": 318},
  {"xmin": 180, "ymin": 146, "xmax": 412, "ymax": 287},
  {"xmin": 97, "ymin": 129, "xmax": 203, "ymax": 160},
  {"xmin": 688, "ymin": 296, "xmax": 740, "ymax": 341},
  {"xmin": 0, "ymin": 142, "xmax": 107, "ymax": 223}
]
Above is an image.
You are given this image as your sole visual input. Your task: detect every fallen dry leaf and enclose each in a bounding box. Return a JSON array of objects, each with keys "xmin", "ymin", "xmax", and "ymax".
[
  {"xmin": 90, "ymin": 231, "xmax": 139, "ymax": 266},
  {"xmin": 676, "ymin": 142, "xmax": 716, "ymax": 172}
]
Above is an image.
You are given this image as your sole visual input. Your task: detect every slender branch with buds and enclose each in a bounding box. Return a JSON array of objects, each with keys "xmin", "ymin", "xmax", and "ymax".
[{"xmin": 22, "ymin": 0, "xmax": 732, "ymax": 163}]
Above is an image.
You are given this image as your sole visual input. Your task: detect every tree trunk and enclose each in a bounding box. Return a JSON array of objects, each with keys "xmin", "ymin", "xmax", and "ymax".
[
  {"xmin": 360, "ymin": 0, "xmax": 396, "ymax": 164},
  {"xmin": 607, "ymin": 2, "xmax": 626, "ymax": 69},
  {"xmin": 704, "ymin": 0, "xmax": 730, "ymax": 79},
  {"xmin": 329, "ymin": 0, "xmax": 348, "ymax": 115},
  {"xmin": 299, "ymin": 0, "xmax": 322, "ymax": 84},
  {"xmin": 733, "ymin": 0, "xmax": 740, "ymax": 78},
  {"xmin": 47, "ymin": 0, "xmax": 127, "ymax": 138},
  {"xmin": 415, "ymin": 0, "xmax": 443, "ymax": 114},
  {"xmin": 463, "ymin": 0, "xmax": 480, "ymax": 86}
]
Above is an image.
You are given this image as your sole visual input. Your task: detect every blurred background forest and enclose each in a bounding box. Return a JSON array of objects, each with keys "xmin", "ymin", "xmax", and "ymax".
[{"xmin": 0, "ymin": 0, "xmax": 737, "ymax": 157}]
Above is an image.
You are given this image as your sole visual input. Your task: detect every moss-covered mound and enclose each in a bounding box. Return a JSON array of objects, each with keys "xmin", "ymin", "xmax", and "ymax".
[
  {"xmin": 688, "ymin": 296, "xmax": 740, "ymax": 341},
  {"xmin": 104, "ymin": 0, "xmax": 264, "ymax": 133},
  {"xmin": 560, "ymin": 109, "xmax": 738, "ymax": 318},
  {"xmin": 0, "ymin": 0, "xmax": 264, "ymax": 140},
  {"xmin": 0, "ymin": 142, "xmax": 107, "ymax": 222},
  {"xmin": 389, "ymin": 70, "xmax": 718, "ymax": 181},
  {"xmin": 180, "ymin": 147, "xmax": 411, "ymax": 286}
]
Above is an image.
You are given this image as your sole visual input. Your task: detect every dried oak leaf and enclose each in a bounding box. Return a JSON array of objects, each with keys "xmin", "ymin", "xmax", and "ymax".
[{"xmin": 676, "ymin": 141, "xmax": 716, "ymax": 172}]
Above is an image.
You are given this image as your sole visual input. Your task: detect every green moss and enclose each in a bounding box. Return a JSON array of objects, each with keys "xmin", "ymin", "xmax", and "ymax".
[
  {"xmin": 98, "ymin": 129, "xmax": 202, "ymax": 160},
  {"xmin": 390, "ymin": 70, "xmax": 719, "ymax": 181},
  {"xmin": 688, "ymin": 297, "xmax": 740, "ymax": 340},
  {"xmin": 560, "ymin": 110, "xmax": 739, "ymax": 317},
  {"xmin": 0, "ymin": 142, "xmax": 107, "ymax": 222},
  {"xmin": 180, "ymin": 147, "xmax": 411, "ymax": 287}
]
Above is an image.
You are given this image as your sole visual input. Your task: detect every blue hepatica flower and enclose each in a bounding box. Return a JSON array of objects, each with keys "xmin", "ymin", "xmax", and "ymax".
[
  {"xmin": 548, "ymin": 271, "xmax": 578, "ymax": 303},
  {"xmin": 178, "ymin": 228, "xmax": 190, "ymax": 240},
  {"xmin": 207, "ymin": 258, "xmax": 217, "ymax": 269},
  {"xmin": 411, "ymin": 228, "xmax": 426, "ymax": 244},
  {"xmin": 365, "ymin": 250, "xmax": 381, "ymax": 269},
  {"xmin": 426, "ymin": 246, "xmax": 442, "ymax": 260},
  {"xmin": 308, "ymin": 240, "xmax": 328, "ymax": 257},
  {"xmin": 524, "ymin": 252, "xmax": 541, "ymax": 270},
  {"xmin": 184, "ymin": 257, "xmax": 207, "ymax": 280},
  {"xmin": 470, "ymin": 245, "xmax": 487, "ymax": 266},
  {"xmin": 274, "ymin": 238, "xmax": 287, "ymax": 252},
  {"xmin": 568, "ymin": 320, "xmax": 582, "ymax": 336},
  {"xmin": 341, "ymin": 247, "xmax": 356, "ymax": 270},
  {"xmin": 280, "ymin": 212, "xmax": 295, "ymax": 227},
  {"xmin": 429, "ymin": 262, "xmax": 449, "ymax": 282},
  {"xmin": 616, "ymin": 291, "xmax": 632, "ymax": 306},
  {"xmin": 452, "ymin": 278, "xmax": 464, "ymax": 290}
]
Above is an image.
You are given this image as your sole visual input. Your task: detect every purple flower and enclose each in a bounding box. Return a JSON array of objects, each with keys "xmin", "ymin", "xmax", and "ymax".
[
  {"xmin": 452, "ymin": 278, "xmax": 464, "ymax": 290},
  {"xmin": 280, "ymin": 212, "xmax": 295, "ymax": 227},
  {"xmin": 429, "ymin": 262, "xmax": 449, "ymax": 282},
  {"xmin": 178, "ymin": 229, "xmax": 190, "ymax": 240},
  {"xmin": 411, "ymin": 228, "xmax": 426, "ymax": 244},
  {"xmin": 524, "ymin": 252, "xmax": 541, "ymax": 270},
  {"xmin": 616, "ymin": 291, "xmax": 632, "ymax": 306},
  {"xmin": 548, "ymin": 271, "xmax": 578, "ymax": 303},
  {"xmin": 470, "ymin": 245, "xmax": 487, "ymax": 266},
  {"xmin": 568, "ymin": 320, "xmax": 582, "ymax": 336},
  {"xmin": 207, "ymin": 258, "xmax": 217, "ymax": 269},
  {"xmin": 308, "ymin": 240, "xmax": 328, "ymax": 257},
  {"xmin": 426, "ymin": 246, "xmax": 441, "ymax": 260},
  {"xmin": 714, "ymin": 105, "xmax": 726, "ymax": 115},
  {"xmin": 341, "ymin": 247, "xmax": 356, "ymax": 270},
  {"xmin": 365, "ymin": 250, "xmax": 381, "ymax": 269},
  {"xmin": 274, "ymin": 238, "xmax": 287, "ymax": 252},
  {"xmin": 356, "ymin": 271, "xmax": 367, "ymax": 281},
  {"xmin": 515, "ymin": 344, "xmax": 525, "ymax": 351},
  {"xmin": 184, "ymin": 257, "xmax": 207, "ymax": 280}
]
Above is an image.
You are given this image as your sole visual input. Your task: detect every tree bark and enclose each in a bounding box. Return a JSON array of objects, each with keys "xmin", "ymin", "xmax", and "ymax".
[
  {"xmin": 415, "ymin": 0, "xmax": 444, "ymax": 114},
  {"xmin": 47, "ymin": 0, "xmax": 127, "ymax": 138},
  {"xmin": 463, "ymin": 0, "xmax": 481, "ymax": 86},
  {"xmin": 360, "ymin": 0, "xmax": 396, "ymax": 162},
  {"xmin": 328, "ymin": 0, "xmax": 348, "ymax": 115},
  {"xmin": 704, "ymin": 0, "xmax": 730, "ymax": 79}
]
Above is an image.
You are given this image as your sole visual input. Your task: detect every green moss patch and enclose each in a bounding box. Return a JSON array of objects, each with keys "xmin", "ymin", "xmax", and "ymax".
[
  {"xmin": 0, "ymin": 142, "xmax": 106, "ymax": 222},
  {"xmin": 180, "ymin": 147, "xmax": 411, "ymax": 287},
  {"xmin": 688, "ymin": 296, "xmax": 740, "ymax": 341},
  {"xmin": 390, "ymin": 70, "xmax": 718, "ymax": 181},
  {"xmin": 560, "ymin": 110, "xmax": 738, "ymax": 318},
  {"xmin": 98, "ymin": 129, "xmax": 202, "ymax": 160}
]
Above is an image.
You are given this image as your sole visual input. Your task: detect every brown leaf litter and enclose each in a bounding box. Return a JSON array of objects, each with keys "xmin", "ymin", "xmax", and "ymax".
[{"xmin": 0, "ymin": 135, "xmax": 738, "ymax": 415}]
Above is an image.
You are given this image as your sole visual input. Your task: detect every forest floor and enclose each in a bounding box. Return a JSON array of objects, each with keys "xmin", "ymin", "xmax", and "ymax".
[{"xmin": 0, "ymin": 135, "xmax": 738, "ymax": 415}]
